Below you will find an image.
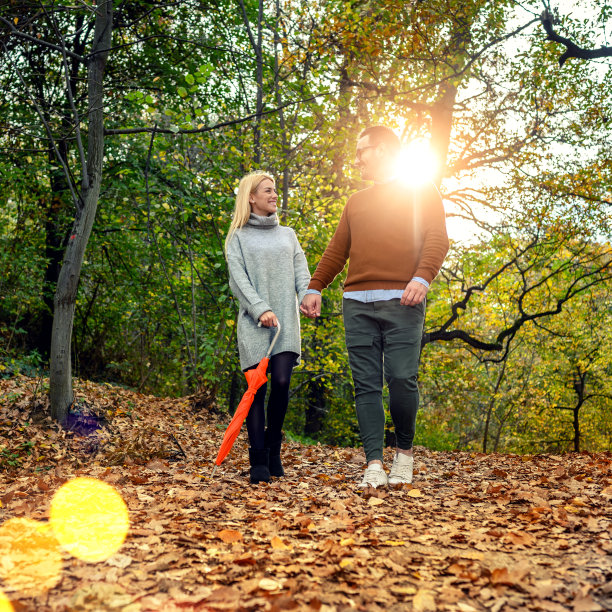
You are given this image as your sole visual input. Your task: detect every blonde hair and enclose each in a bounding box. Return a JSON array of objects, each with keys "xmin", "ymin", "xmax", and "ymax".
[{"xmin": 225, "ymin": 171, "xmax": 275, "ymax": 252}]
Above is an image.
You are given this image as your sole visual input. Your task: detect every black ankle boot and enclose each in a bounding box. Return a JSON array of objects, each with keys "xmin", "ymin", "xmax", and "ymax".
[
  {"xmin": 248, "ymin": 448, "xmax": 270, "ymax": 484},
  {"xmin": 267, "ymin": 442, "xmax": 284, "ymax": 477},
  {"xmin": 265, "ymin": 431, "xmax": 284, "ymax": 477}
]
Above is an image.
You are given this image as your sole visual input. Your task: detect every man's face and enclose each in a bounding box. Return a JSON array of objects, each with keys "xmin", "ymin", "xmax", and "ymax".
[{"xmin": 354, "ymin": 135, "xmax": 381, "ymax": 181}]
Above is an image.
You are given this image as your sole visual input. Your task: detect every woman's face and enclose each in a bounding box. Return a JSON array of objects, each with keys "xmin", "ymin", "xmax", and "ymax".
[{"xmin": 249, "ymin": 178, "xmax": 278, "ymax": 216}]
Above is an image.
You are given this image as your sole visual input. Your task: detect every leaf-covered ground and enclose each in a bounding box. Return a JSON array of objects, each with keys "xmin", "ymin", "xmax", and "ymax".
[{"xmin": 0, "ymin": 375, "xmax": 611, "ymax": 612}]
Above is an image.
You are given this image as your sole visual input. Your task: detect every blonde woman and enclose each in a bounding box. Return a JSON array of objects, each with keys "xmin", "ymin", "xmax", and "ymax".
[{"xmin": 225, "ymin": 171, "xmax": 311, "ymax": 484}]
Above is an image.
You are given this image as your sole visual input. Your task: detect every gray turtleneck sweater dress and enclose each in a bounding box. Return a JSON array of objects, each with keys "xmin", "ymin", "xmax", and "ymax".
[{"xmin": 226, "ymin": 213, "xmax": 311, "ymax": 370}]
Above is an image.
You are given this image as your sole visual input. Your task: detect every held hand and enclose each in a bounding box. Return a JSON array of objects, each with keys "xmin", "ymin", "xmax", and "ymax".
[
  {"xmin": 259, "ymin": 311, "xmax": 278, "ymax": 327},
  {"xmin": 300, "ymin": 293, "xmax": 321, "ymax": 318},
  {"xmin": 400, "ymin": 280, "xmax": 428, "ymax": 306}
]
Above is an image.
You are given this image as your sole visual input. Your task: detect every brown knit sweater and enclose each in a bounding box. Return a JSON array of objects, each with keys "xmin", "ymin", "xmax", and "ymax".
[{"xmin": 308, "ymin": 180, "xmax": 449, "ymax": 292}]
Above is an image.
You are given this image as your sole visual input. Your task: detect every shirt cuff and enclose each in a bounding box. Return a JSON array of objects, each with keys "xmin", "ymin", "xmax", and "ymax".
[
  {"xmin": 412, "ymin": 277, "xmax": 430, "ymax": 288},
  {"xmin": 305, "ymin": 289, "xmax": 322, "ymax": 295}
]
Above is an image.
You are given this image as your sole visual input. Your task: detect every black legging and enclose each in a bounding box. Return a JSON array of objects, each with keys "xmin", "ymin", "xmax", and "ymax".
[{"xmin": 245, "ymin": 351, "xmax": 297, "ymax": 450}]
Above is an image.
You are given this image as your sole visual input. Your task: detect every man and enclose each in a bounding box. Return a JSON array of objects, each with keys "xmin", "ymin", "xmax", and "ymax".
[{"xmin": 300, "ymin": 125, "xmax": 449, "ymax": 488}]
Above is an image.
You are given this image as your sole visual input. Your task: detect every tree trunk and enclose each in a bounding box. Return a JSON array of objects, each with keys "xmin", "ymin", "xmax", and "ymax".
[
  {"xmin": 40, "ymin": 148, "xmax": 71, "ymax": 357},
  {"xmin": 430, "ymin": 82, "xmax": 458, "ymax": 188},
  {"xmin": 482, "ymin": 360, "xmax": 507, "ymax": 452},
  {"xmin": 573, "ymin": 406, "xmax": 581, "ymax": 452},
  {"xmin": 50, "ymin": 0, "xmax": 113, "ymax": 422},
  {"xmin": 571, "ymin": 369, "xmax": 586, "ymax": 452},
  {"xmin": 304, "ymin": 318, "xmax": 326, "ymax": 436},
  {"xmin": 304, "ymin": 377, "xmax": 325, "ymax": 437},
  {"xmin": 254, "ymin": 0, "xmax": 264, "ymax": 164}
]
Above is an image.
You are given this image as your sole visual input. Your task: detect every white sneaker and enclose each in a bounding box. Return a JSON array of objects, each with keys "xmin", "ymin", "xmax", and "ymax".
[
  {"xmin": 388, "ymin": 453, "xmax": 413, "ymax": 485},
  {"xmin": 359, "ymin": 463, "xmax": 388, "ymax": 488}
]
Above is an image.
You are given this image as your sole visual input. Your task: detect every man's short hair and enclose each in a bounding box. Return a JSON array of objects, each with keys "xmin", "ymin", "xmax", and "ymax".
[{"xmin": 359, "ymin": 125, "xmax": 401, "ymax": 154}]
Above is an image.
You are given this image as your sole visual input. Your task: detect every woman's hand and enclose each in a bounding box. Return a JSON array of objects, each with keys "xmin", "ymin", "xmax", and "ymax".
[{"xmin": 259, "ymin": 311, "xmax": 278, "ymax": 327}]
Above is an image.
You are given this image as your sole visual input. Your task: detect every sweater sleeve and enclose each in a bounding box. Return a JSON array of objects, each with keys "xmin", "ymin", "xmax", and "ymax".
[
  {"xmin": 226, "ymin": 234, "xmax": 272, "ymax": 322},
  {"xmin": 308, "ymin": 202, "xmax": 351, "ymax": 292},
  {"xmin": 291, "ymin": 230, "xmax": 311, "ymax": 305},
  {"xmin": 413, "ymin": 184, "xmax": 450, "ymax": 284}
]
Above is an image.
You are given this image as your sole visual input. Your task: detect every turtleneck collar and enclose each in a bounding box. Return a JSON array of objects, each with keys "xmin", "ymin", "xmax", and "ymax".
[{"xmin": 247, "ymin": 212, "xmax": 279, "ymax": 228}]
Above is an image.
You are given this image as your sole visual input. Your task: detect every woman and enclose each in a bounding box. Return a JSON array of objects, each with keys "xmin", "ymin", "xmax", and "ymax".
[{"xmin": 225, "ymin": 171, "xmax": 311, "ymax": 484}]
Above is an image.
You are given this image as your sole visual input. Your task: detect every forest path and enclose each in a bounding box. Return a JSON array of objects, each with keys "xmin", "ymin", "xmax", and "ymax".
[{"xmin": 1, "ymin": 376, "xmax": 610, "ymax": 611}]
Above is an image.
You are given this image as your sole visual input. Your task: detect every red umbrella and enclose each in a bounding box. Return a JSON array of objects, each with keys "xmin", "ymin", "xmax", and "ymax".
[{"xmin": 211, "ymin": 322, "xmax": 281, "ymax": 477}]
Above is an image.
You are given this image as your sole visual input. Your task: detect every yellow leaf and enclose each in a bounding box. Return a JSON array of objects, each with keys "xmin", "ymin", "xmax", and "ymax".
[
  {"xmin": 340, "ymin": 538, "xmax": 355, "ymax": 546},
  {"xmin": 14, "ymin": 18, "xmax": 18, "ymax": 25},
  {"xmin": 270, "ymin": 536, "xmax": 289, "ymax": 550},
  {"xmin": 339, "ymin": 558, "xmax": 353, "ymax": 569},
  {"xmin": 383, "ymin": 540, "xmax": 405, "ymax": 546},
  {"xmin": 407, "ymin": 488, "xmax": 422, "ymax": 497},
  {"xmin": 368, "ymin": 497, "xmax": 385, "ymax": 506}
]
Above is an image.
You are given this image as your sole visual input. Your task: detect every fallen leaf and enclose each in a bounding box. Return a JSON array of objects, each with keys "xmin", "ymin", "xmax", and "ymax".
[
  {"xmin": 391, "ymin": 585, "xmax": 417, "ymax": 595},
  {"xmin": 258, "ymin": 577, "xmax": 282, "ymax": 591},
  {"xmin": 218, "ymin": 529, "xmax": 242, "ymax": 543},
  {"xmin": 573, "ymin": 592, "xmax": 604, "ymax": 611},
  {"xmin": 413, "ymin": 588, "xmax": 437, "ymax": 611},
  {"xmin": 270, "ymin": 536, "xmax": 290, "ymax": 550},
  {"xmin": 106, "ymin": 553, "xmax": 133, "ymax": 569},
  {"xmin": 490, "ymin": 565, "xmax": 530, "ymax": 585}
]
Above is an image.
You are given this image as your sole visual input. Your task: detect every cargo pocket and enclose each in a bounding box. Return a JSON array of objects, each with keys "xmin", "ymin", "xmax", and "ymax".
[
  {"xmin": 383, "ymin": 331, "xmax": 422, "ymax": 378},
  {"xmin": 345, "ymin": 333, "xmax": 382, "ymax": 393},
  {"xmin": 345, "ymin": 333, "xmax": 374, "ymax": 350}
]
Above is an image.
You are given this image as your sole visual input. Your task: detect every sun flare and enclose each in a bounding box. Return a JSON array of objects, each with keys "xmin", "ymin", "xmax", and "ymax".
[
  {"xmin": 395, "ymin": 140, "xmax": 438, "ymax": 187},
  {"xmin": 0, "ymin": 518, "xmax": 62, "ymax": 597},
  {"xmin": 0, "ymin": 589, "xmax": 14, "ymax": 612},
  {"xmin": 50, "ymin": 477, "xmax": 129, "ymax": 563}
]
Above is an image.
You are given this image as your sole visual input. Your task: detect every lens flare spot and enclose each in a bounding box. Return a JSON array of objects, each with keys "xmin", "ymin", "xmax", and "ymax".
[
  {"xmin": 0, "ymin": 589, "xmax": 13, "ymax": 612},
  {"xmin": 50, "ymin": 478, "xmax": 129, "ymax": 563},
  {"xmin": 0, "ymin": 518, "xmax": 62, "ymax": 597},
  {"xmin": 396, "ymin": 140, "xmax": 438, "ymax": 186}
]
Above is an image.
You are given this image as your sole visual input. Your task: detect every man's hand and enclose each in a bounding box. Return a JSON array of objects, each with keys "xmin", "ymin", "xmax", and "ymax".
[
  {"xmin": 400, "ymin": 280, "xmax": 428, "ymax": 306},
  {"xmin": 300, "ymin": 293, "xmax": 321, "ymax": 318},
  {"xmin": 259, "ymin": 311, "xmax": 278, "ymax": 327}
]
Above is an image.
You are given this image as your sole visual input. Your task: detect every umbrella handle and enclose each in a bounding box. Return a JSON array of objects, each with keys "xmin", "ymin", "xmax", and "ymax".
[{"xmin": 258, "ymin": 320, "xmax": 282, "ymax": 358}]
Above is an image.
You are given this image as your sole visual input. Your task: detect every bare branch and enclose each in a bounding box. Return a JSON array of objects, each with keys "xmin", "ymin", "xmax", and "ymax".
[
  {"xmin": 0, "ymin": 15, "xmax": 85, "ymax": 62},
  {"xmin": 104, "ymin": 91, "xmax": 332, "ymax": 136},
  {"xmin": 540, "ymin": 8, "xmax": 612, "ymax": 66}
]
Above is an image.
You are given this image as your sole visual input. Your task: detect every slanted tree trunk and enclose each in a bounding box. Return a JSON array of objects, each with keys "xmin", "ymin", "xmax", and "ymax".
[{"xmin": 50, "ymin": 1, "xmax": 113, "ymax": 422}]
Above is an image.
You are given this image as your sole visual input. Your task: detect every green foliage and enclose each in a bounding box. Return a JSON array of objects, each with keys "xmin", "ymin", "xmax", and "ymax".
[
  {"xmin": 0, "ymin": 440, "xmax": 34, "ymax": 471},
  {"xmin": 284, "ymin": 430, "xmax": 319, "ymax": 446},
  {"xmin": 413, "ymin": 412, "xmax": 462, "ymax": 452}
]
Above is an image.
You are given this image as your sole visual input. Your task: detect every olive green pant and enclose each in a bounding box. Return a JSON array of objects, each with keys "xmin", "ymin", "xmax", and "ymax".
[{"xmin": 343, "ymin": 298, "xmax": 425, "ymax": 463}]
